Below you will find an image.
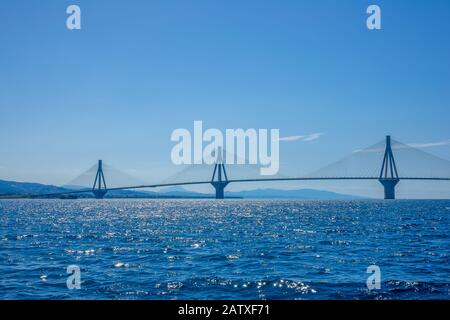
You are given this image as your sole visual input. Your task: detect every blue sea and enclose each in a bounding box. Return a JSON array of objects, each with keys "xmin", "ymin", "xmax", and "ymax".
[{"xmin": 0, "ymin": 199, "xmax": 449, "ymax": 300}]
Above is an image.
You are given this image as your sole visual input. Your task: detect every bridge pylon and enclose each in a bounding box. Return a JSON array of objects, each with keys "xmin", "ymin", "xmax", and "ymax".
[
  {"xmin": 92, "ymin": 160, "xmax": 108, "ymax": 199},
  {"xmin": 379, "ymin": 136, "xmax": 400, "ymax": 200},
  {"xmin": 210, "ymin": 148, "xmax": 229, "ymax": 199}
]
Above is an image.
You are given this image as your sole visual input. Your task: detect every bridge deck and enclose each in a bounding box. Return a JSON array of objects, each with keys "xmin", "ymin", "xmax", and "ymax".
[{"xmin": 2, "ymin": 177, "xmax": 450, "ymax": 199}]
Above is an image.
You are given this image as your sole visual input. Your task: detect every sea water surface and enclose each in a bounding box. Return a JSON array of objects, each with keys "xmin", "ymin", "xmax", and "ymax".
[{"xmin": 0, "ymin": 199, "xmax": 449, "ymax": 300}]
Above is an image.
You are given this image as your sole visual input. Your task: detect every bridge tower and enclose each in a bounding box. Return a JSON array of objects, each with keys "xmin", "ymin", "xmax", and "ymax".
[
  {"xmin": 92, "ymin": 160, "xmax": 108, "ymax": 199},
  {"xmin": 379, "ymin": 136, "xmax": 400, "ymax": 199},
  {"xmin": 210, "ymin": 149, "xmax": 229, "ymax": 199}
]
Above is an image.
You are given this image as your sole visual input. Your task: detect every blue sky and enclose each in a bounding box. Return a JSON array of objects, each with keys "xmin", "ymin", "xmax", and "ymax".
[{"xmin": 1, "ymin": 0, "xmax": 450, "ymax": 196}]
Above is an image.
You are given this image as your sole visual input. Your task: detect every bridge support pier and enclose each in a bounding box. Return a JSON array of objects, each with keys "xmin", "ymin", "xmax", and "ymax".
[
  {"xmin": 379, "ymin": 136, "xmax": 400, "ymax": 200},
  {"xmin": 92, "ymin": 160, "xmax": 108, "ymax": 199},
  {"xmin": 379, "ymin": 178, "xmax": 399, "ymax": 200},
  {"xmin": 211, "ymin": 182, "xmax": 228, "ymax": 199},
  {"xmin": 93, "ymin": 189, "xmax": 107, "ymax": 199},
  {"xmin": 210, "ymin": 147, "xmax": 229, "ymax": 199}
]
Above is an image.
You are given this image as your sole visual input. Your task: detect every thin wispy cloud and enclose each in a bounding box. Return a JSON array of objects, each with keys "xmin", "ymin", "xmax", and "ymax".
[
  {"xmin": 279, "ymin": 132, "xmax": 324, "ymax": 142},
  {"xmin": 355, "ymin": 139, "xmax": 450, "ymax": 153},
  {"xmin": 407, "ymin": 139, "xmax": 450, "ymax": 148}
]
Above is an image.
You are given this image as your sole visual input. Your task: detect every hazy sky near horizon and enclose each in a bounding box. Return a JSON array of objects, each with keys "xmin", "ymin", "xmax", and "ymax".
[{"xmin": 1, "ymin": 0, "xmax": 450, "ymax": 197}]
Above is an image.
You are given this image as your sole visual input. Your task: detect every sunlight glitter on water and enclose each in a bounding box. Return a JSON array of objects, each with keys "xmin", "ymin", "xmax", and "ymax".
[{"xmin": 0, "ymin": 199, "xmax": 449, "ymax": 300}]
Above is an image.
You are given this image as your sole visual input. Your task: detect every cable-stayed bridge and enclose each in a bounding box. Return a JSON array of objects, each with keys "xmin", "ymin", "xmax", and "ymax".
[{"xmin": 5, "ymin": 136, "xmax": 450, "ymax": 200}]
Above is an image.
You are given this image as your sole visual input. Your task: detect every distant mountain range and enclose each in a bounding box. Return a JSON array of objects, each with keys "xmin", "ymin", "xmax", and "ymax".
[
  {"xmin": 0, "ymin": 180, "xmax": 72, "ymax": 195},
  {"xmin": 0, "ymin": 179, "xmax": 363, "ymax": 199}
]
